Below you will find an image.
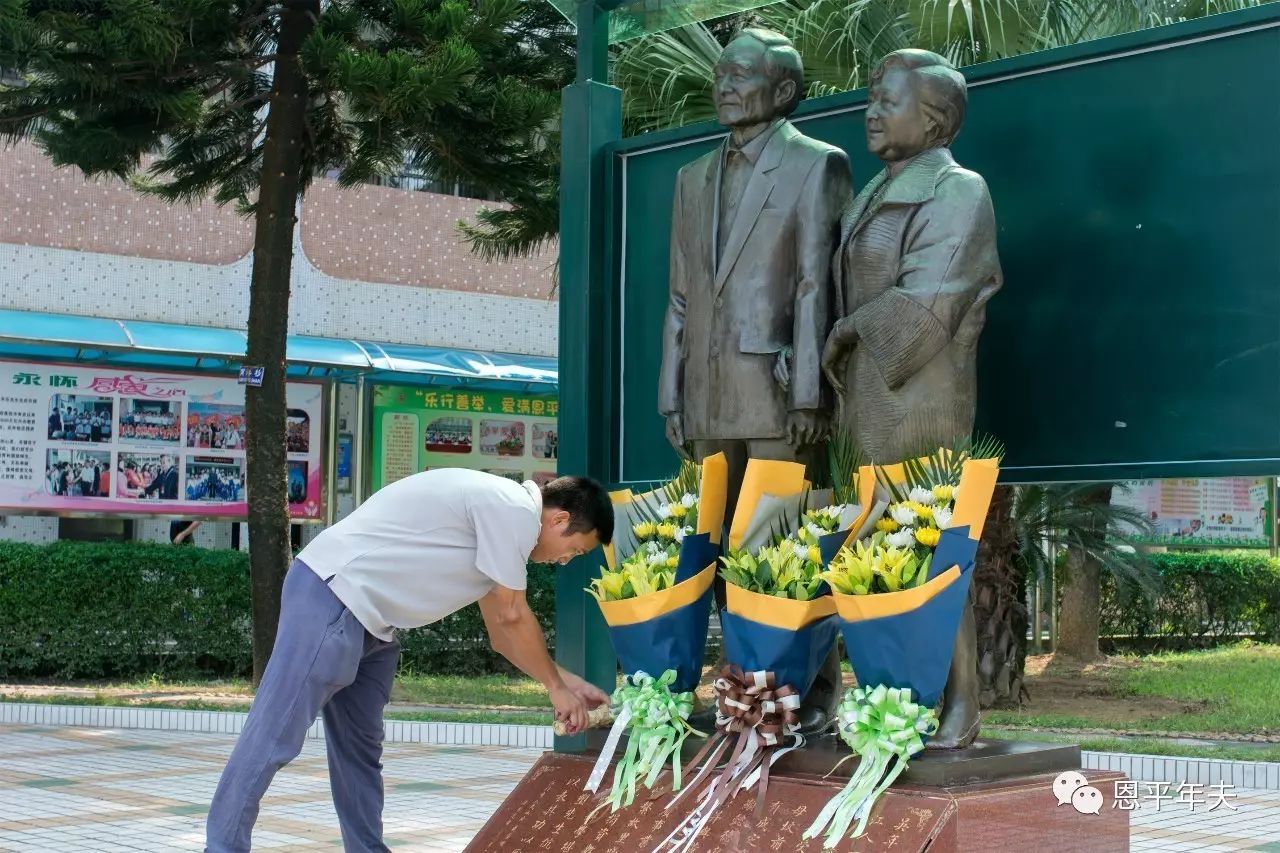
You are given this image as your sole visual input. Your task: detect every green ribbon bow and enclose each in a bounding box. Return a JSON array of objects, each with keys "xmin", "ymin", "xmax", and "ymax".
[
  {"xmin": 588, "ymin": 669, "xmax": 701, "ymax": 817},
  {"xmin": 803, "ymin": 685, "xmax": 939, "ymax": 848}
]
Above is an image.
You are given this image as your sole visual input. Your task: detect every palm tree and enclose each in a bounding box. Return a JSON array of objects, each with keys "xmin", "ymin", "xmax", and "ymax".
[
  {"xmin": 612, "ymin": 0, "xmax": 1267, "ymax": 131},
  {"xmin": 975, "ymin": 482, "xmax": 1156, "ymax": 707},
  {"xmin": 462, "ymin": 0, "xmax": 1265, "ymax": 254}
]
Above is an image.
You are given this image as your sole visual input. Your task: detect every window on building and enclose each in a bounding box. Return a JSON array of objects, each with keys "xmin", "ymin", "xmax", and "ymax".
[{"xmin": 58, "ymin": 517, "xmax": 134, "ymax": 542}]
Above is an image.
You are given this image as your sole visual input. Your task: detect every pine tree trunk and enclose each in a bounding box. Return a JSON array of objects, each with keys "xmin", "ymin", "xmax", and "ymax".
[
  {"xmin": 245, "ymin": 0, "xmax": 319, "ymax": 686},
  {"xmin": 973, "ymin": 485, "xmax": 1028, "ymax": 708},
  {"xmin": 1057, "ymin": 484, "xmax": 1114, "ymax": 663}
]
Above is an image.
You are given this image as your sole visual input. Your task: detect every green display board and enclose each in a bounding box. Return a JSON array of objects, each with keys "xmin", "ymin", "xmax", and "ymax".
[
  {"xmin": 606, "ymin": 7, "xmax": 1280, "ymax": 485},
  {"xmin": 370, "ymin": 384, "xmax": 559, "ymax": 492}
]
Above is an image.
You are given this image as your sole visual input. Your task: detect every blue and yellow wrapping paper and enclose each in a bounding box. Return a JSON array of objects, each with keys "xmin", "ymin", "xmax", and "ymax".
[
  {"xmin": 718, "ymin": 458, "xmax": 839, "ymax": 697},
  {"xmin": 721, "ymin": 587, "xmax": 839, "ymax": 698},
  {"xmin": 835, "ymin": 527, "xmax": 981, "ymax": 709},
  {"xmin": 595, "ymin": 454, "xmax": 728, "ymax": 693},
  {"xmin": 831, "ymin": 451, "xmax": 999, "ymax": 709}
]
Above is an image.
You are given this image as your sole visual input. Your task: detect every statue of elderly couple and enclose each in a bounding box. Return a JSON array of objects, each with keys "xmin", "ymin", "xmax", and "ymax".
[{"xmin": 658, "ymin": 29, "xmax": 1003, "ymax": 746}]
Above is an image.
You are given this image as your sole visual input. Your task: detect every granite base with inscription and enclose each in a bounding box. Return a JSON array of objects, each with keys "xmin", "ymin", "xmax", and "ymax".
[{"xmin": 464, "ymin": 738, "xmax": 1129, "ymax": 853}]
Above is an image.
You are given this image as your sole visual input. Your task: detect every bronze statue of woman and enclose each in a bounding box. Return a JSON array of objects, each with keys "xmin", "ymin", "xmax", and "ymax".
[{"xmin": 823, "ymin": 49, "xmax": 1003, "ymax": 748}]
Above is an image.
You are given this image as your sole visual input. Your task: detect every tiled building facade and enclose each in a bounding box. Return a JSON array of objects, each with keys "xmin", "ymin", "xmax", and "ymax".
[{"xmin": 0, "ymin": 140, "xmax": 560, "ymax": 544}]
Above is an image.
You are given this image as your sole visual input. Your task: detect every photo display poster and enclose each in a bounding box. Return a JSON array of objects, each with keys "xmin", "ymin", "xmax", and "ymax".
[
  {"xmin": 370, "ymin": 383, "xmax": 558, "ymax": 492},
  {"xmin": 1113, "ymin": 477, "xmax": 1272, "ymax": 547},
  {"xmin": 0, "ymin": 359, "xmax": 324, "ymax": 519}
]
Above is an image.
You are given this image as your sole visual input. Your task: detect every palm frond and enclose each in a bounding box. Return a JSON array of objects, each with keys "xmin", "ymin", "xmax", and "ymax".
[
  {"xmin": 826, "ymin": 427, "xmax": 865, "ymax": 505},
  {"xmin": 663, "ymin": 459, "xmax": 702, "ymax": 503},
  {"xmin": 1012, "ymin": 482, "xmax": 1159, "ymax": 597}
]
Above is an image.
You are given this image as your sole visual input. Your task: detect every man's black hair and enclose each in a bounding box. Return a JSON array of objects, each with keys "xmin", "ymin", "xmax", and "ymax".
[{"xmin": 541, "ymin": 475, "xmax": 614, "ymax": 545}]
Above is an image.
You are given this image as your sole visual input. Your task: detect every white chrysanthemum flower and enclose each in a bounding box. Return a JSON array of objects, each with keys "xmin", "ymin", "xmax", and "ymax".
[
  {"xmin": 793, "ymin": 543, "xmax": 809, "ymax": 560},
  {"xmin": 933, "ymin": 506, "xmax": 953, "ymax": 528},
  {"xmin": 647, "ymin": 551, "xmax": 666, "ymax": 565},
  {"xmin": 823, "ymin": 504, "xmax": 845, "ymax": 519},
  {"xmin": 657, "ymin": 503, "xmax": 673, "ymax": 519},
  {"xmin": 674, "ymin": 527, "xmax": 686, "ymax": 543},
  {"xmin": 681, "ymin": 493, "xmax": 697, "ymax": 508},
  {"xmin": 887, "ymin": 528, "xmax": 916, "ymax": 549},
  {"xmin": 806, "ymin": 522, "xmax": 827, "ymax": 540},
  {"xmin": 647, "ymin": 540, "xmax": 663, "ymax": 554},
  {"xmin": 909, "ymin": 486, "xmax": 937, "ymax": 506},
  {"xmin": 890, "ymin": 504, "xmax": 918, "ymax": 526}
]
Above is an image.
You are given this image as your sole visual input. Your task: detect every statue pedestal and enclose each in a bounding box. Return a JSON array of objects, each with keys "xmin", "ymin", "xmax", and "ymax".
[{"xmin": 463, "ymin": 739, "xmax": 1129, "ymax": 852}]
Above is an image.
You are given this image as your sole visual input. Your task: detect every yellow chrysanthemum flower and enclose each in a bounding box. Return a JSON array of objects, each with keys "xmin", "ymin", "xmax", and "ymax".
[
  {"xmin": 933, "ymin": 484, "xmax": 955, "ymax": 504},
  {"xmin": 656, "ymin": 523, "xmax": 677, "ymax": 540},
  {"xmin": 665, "ymin": 556, "xmax": 679, "ymax": 568},
  {"xmin": 668, "ymin": 503, "xmax": 689, "ymax": 519},
  {"xmin": 633, "ymin": 521, "xmax": 657, "ymax": 539},
  {"xmin": 876, "ymin": 517, "xmax": 900, "ymax": 533},
  {"xmin": 915, "ymin": 527, "xmax": 941, "ymax": 547},
  {"xmin": 910, "ymin": 502, "xmax": 934, "ymax": 522}
]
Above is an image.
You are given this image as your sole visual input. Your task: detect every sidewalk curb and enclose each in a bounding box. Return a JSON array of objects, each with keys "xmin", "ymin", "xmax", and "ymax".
[
  {"xmin": 0, "ymin": 702, "xmax": 554, "ymax": 750},
  {"xmin": 5, "ymin": 702, "xmax": 1279, "ymax": 790}
]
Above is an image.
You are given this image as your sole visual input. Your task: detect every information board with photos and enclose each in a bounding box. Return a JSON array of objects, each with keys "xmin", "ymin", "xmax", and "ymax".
[
  {"xmin": 1113, "ymin": 477, "xmax": 1272, "ymax": 548},
  {"xmin": 370, "ymin": 384, "xmax": 558, "ymax": 492},
  {"xmin": 0, "ymin": 359, "xmax": 324, "ymax": 519}
]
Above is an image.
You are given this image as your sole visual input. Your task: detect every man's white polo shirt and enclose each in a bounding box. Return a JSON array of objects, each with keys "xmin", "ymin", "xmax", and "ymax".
[{"xmin": 297, "ymin": 468, "xmax": 541, "ymax": 641}]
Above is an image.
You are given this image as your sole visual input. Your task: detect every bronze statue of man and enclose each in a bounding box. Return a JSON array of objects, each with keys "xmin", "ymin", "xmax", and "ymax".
[
  {"xmin": 658, "ymin": 28, "xmax": 852, "ymax": 731},
  {"xmin": 822, "ymin": 49, "xmax": 1003, "ymax": 748}
]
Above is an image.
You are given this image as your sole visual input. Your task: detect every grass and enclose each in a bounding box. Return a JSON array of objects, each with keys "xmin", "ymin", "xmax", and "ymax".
[
  {"xmin": 0, "ymin": 691, "xmax": 552, "ymax": 726},
  {"xmin": 986, "ymin": 643, "xmax": 1280, "ymax": 736},
  {"xmin": 0, "ymin": 693, "xmax": 251, "ymax": 713},
  {"xmin": 982, "ymin": 727, "xmax": 1280, "ymax": 764},
  {"xmin": 391, "ymin": 673, "xmax": 548, "ymax": 708},
  {"xmin": 386, "ymin": 709, "xmax": 554, "ymax": 726}
]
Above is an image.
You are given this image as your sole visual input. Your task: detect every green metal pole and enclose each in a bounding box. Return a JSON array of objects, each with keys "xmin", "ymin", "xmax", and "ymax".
[{"xmin": 555, "ymin": 0, "xmax": 622, "ymax": 753}]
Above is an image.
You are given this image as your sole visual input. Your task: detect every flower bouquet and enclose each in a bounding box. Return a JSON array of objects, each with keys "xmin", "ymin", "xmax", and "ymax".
[
  {"xmin": 582, "ymin": 454, "xmax": 728, "ymax": 813},
  {"xmin": 805, "ymin": 440, "xmax": 1002, "ymax": 847},
  {"xmin": 661, "ymin": 459, "xmax": 877, "ymax": 852}
]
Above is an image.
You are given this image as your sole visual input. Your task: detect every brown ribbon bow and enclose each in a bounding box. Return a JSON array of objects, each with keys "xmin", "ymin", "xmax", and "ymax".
[{"xmin": 668, "ymin": 666, "xmax": 802, "ymax": 826}]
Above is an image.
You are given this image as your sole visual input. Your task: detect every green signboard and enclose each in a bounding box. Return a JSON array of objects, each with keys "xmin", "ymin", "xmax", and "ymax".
[{"xmin": 370, "ymin": 384, "xmax": 559, "ymax": 493}]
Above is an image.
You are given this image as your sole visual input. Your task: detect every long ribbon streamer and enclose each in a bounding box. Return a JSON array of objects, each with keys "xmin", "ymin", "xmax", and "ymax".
[
  {"xmin": 584, "ymin": 670, "xmax": 700, "ymax": 817},
  {"xmin": 658, "ymin": 666, "xmax": 801, "ymax": 853},
  {"xmin": 803, "ymin": 685, "xmax": 938, "ymax": 848}
]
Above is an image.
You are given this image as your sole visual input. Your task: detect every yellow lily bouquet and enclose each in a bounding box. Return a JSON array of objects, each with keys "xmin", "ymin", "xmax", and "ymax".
[
  {"xmin": 588, "ymin": 462, "xmax": 703, "ymax": 603},
  {"xmin": 806, "ymin": 439, "xmax": 1002, "ymax": 848},
  {"xmin": 822, "ymin": 439, "xmax": 1000, "ymax": 599},
  {"xmin": 719, "ymin": 503, "xmax": 851, "ymax": 601},
  {"xmin": 581, "ymin": 456, "xmax": 728, "ymax": 813}
]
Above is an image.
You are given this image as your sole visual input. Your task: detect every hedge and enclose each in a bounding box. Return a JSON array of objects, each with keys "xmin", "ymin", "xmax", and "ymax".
[
  {"xmin": 0, "ymin": 540, "xmax": 556, "ymax": 680},
  {"xmin": 7, "ymin": 541, "xmax": 1279, "ymax": 680},
  {"xmin": 1100, "ymin": 551, "xmax": 1280, "ymax": 651}
]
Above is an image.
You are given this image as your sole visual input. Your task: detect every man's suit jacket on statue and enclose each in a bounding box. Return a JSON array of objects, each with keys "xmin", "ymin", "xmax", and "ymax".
[
  {"xmin": 659, "ymin": 120, "xmax": 852, "ymax": 442},
  {"xmin": 833, "ymin": 147, "xmax": 1003, "ymax": 461}
]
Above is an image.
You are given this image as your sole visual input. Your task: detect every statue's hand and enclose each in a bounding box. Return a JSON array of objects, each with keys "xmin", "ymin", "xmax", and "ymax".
[
  {"xmin": 772, "ymin": 346, "xmax": 793, "ymax": 389},
  {"xmin": 786, "ymin": 409, "xmax": 829, "ymax": 448},
  {"xmin": 665, "ymin": 413, "xmax": 692, "ymax": 460},
  {"xmin": 822, "ymin": 318, "xmax": 858, "ymax": 396}
]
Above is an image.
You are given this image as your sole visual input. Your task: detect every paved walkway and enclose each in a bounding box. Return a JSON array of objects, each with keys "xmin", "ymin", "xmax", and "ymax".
[{"xmin": 2, "ymin": 723, "xmax": 1279, "ymax": 851}]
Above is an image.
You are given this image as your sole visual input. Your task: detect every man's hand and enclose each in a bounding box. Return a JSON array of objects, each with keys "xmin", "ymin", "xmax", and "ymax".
[
  {"xmin": 560, "ymin": 669, "xmax": 609, "ymax": 709},
  {"xmin": 665, "ymin": 413, "xmax": 691, "ymax": 460},
  {"xmin": 549, "ymin": 683, "xmax": 589, "ymax": 735},
  {"xmin": 822, "ymin": 318, "xmax": 859, "ymax": 395},
  {"xmin": 786, "ymin": 409, "xmax": 829, "ymax": 448}
]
